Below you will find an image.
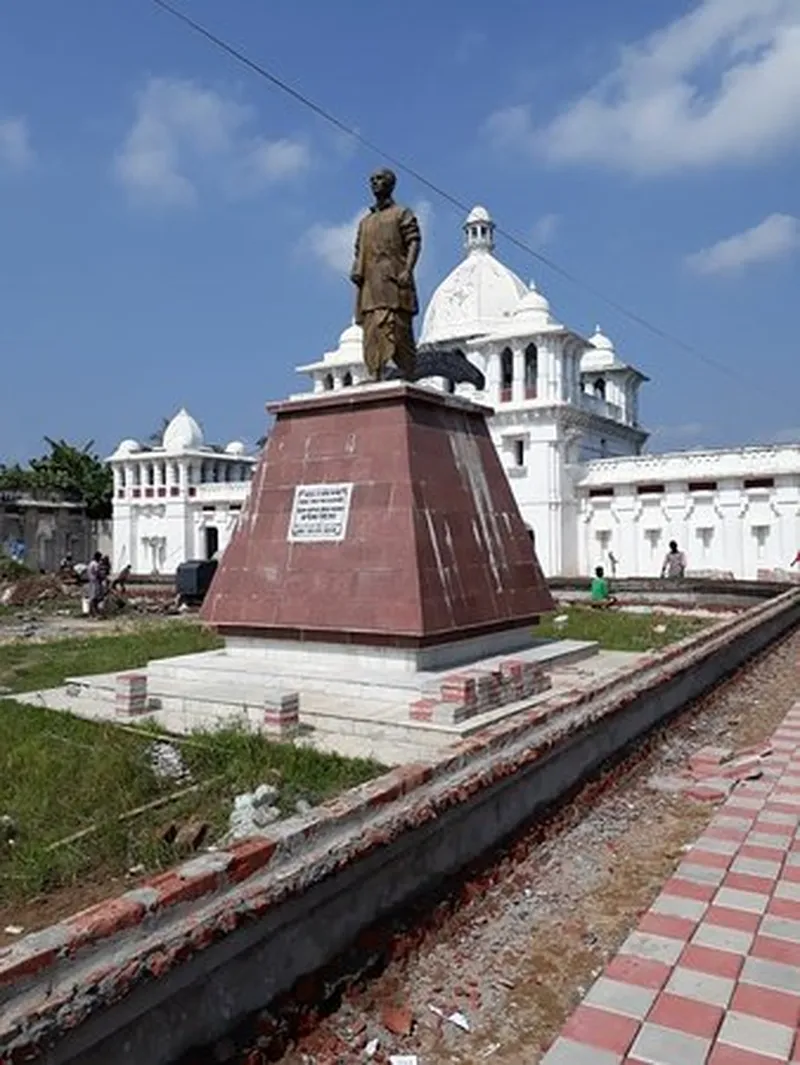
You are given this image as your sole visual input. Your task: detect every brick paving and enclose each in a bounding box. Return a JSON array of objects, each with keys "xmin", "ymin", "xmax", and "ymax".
[{"xmin": 542, "ymin": 701, "xmax": 800, "ymax": 1065}]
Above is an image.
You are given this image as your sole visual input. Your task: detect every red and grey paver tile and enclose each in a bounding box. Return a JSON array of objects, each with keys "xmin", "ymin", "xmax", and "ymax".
[{"xmin": 541, "ymin": 701, "xmax": 800, "ymax": 1064}]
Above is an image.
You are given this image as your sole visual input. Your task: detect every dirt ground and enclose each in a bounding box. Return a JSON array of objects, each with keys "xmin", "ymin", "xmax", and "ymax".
[
  {"xmin": 0, "ymin": 609, "xmax": 199, "ymax": 647},
  {"xmin": 213, "ymin": 627, "xmax": 800, "ymax": 1065}
]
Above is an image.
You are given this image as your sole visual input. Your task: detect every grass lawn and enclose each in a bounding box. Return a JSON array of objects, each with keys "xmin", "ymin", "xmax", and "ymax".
[
  {"xmin": 536, "ymin": 604, "xmax": 712, "ymax": 652},
  {"xmin": 0, "ymin": 622, "xmax": 384, "ymax": 915},
  {"xmin": 0, "ymin": 620, "xmax": 221, "ymax": 693}
]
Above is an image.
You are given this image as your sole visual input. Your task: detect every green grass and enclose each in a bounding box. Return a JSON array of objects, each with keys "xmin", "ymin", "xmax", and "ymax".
[
  {"xmin": 0, "ymin": 622, "xmax": 384, "ymax": 911},
  {"xmin": 0, "ymin": 620, "xmax": 222, "ymax": 693},
  {"xmin": 535, "ymin": 604, "xmax": 711, "ymax": 652}
]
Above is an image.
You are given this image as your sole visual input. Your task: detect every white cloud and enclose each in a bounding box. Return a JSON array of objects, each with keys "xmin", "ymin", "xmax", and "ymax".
[
  {"xmin": 531, "ymin": 212, "xmax": 560, "ymax": 247},
  {"xmin": 686, "ymin": 214, "xmax": 800, "ymax": 275},
  {"xmin": 303, "ymin": 199, "xmax": 434, "ymax": 278},
  {"xmin": 304, "ymin": 209, "xmax": 365, "ymax": 275},
  {"xmin": 0, "ymin": 117, "xmax": 33, "ymax": 171},
  {"xmin": 114, "ymin": 77, "xmax": 310, "ymax": 207},
  {"xmin": 486, "ymin": 0, "xmax": 800, "ymax": 174}
]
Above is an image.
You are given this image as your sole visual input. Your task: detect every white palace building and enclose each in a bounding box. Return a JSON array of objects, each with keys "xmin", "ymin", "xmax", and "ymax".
[{"xmin": 109, "ymin": 206, "xmax": 800, "ymax": 582}]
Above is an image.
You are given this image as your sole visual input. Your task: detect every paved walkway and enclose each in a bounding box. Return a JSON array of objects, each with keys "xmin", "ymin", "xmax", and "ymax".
[{"xmin": 542, "ymin": 701, "xmax": 800, "ymax": 1065}]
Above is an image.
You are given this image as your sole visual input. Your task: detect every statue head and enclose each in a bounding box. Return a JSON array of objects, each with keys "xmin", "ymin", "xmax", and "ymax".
[{"xmin": 369, "ymin": 167, "xmax": 397, "ymax": 202}]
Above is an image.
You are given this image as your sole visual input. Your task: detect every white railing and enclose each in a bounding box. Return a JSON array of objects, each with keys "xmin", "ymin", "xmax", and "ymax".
[
  {"xmin": 193, "ymin": 482, "xmax": 251, "ymax": 502},
  {"xmin": 580, "ymin": 393, "xmax": 623, "ymax": 422}
]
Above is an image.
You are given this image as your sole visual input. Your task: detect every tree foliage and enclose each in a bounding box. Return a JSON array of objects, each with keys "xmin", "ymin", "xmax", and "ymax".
[{"xmin": 0, "ymin": 438, "xmax": 113, "ymax": 520}]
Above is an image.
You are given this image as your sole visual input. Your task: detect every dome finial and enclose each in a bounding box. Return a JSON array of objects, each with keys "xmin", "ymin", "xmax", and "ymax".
[{"xmin": 464, "ymin": 205, "xmax": 495, "ymax": 254}]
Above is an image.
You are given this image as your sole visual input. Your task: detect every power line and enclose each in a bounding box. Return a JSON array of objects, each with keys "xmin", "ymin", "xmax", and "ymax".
[{"xmin": 148, "ymin": 0, "xmax": 764, "ymax": 395}]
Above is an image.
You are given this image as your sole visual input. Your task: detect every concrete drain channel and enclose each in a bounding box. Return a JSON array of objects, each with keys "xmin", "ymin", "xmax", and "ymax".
[{"xmin": 1, "ymin": 590, "xmax": 798, "ymax": 1065}]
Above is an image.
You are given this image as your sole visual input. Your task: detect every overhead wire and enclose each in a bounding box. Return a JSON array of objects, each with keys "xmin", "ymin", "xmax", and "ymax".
[{"xmin": 148, "ymin": 0, "xmax": 766, "ymax": 397}]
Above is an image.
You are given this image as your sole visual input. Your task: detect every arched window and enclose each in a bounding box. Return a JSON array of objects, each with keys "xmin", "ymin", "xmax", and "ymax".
[
  {"xmin": 119, "ymin": 467, "xmax": 127, "ymax": 488},
  {"xmin": 445, "ymin": 378, "xmax": 455, "ymax": 394},
  {"xmin": 500, "ymin": 347, "xmax": 513, "ymax": 402},
  {"xmin": 524, "ymin": 343, "xmax": 537, "ymax": 399},
  {"xmin": 323, "ymin": 372, "xmax": 334, "ymax": 391},
  {"xmin": 343, "ymin": 371, "xmax": 353, "ymax": 387},
  {"xmin": 594, "ymin": 377, "xmax": 606, "ymax": 400}
]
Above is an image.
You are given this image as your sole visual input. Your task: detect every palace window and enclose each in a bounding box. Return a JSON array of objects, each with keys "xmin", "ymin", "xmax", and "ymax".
[
  {"xmin": 323, "ymin": 372, "xmax": 334, "ymax": 392},
  {"xmin": 524, "ymin": 343, "xmax": 537, "ymax": 399},
  {"xmin": 343, "ymin": 371, "xmax": 353, "ymax": 387},
  {"xmin": 752, "ymin": 525, "xmax": 770, "ymax": 558},
  {"xmin": 744, "ymin": 477, "xmax": 774, "ymax": 490},
  {"xmin": 637, "ymin": 483, "xmax": 665, "ymax": 495},
  {"xmin": 593, "ymin": 377, "xmax": 606, "ymax": 400},
  {"xmin": 589, "ymin": 487, "xmax": 614, "ymax": 498},
  {"xmin": 514, "ymin": 439, "xmax": 525, "ymax": 467},
  {"xmin": 689, "ymin": 480, "xmax": 717, "ymax": 492},
  {"xmin": 500, "ymin": 347, "xmax": 513, "ymax": 402}
]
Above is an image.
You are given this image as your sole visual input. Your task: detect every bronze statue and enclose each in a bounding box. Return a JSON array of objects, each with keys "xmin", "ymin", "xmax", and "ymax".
[{"xmin": 350, "ymin": 169, "xmax": 421, "ymax": 380}]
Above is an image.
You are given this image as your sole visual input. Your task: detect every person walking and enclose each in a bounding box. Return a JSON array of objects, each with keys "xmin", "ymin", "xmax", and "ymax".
[{"xmin": 661, "ymin": 540, "xmax": 686, "ymax": 579}]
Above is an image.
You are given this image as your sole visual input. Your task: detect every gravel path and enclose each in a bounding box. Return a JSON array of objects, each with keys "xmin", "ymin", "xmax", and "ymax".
[{"xmin": 198, "ymin": 627, "xmax": 800, "ymax": 1065}]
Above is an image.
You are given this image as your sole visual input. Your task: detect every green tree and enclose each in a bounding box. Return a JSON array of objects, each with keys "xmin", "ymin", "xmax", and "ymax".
[{"xmin": 0, "ymin": 439, "xmax": 113, "ymax": 520}]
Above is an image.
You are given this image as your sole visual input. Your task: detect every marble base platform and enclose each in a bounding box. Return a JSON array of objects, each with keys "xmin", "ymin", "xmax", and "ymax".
[{"xmin": 41, "ymin": 637, "xmax": 612, "ymax": 765}]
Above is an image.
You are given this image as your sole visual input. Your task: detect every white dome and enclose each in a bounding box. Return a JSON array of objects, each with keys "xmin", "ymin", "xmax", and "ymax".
[
  {"xmin": 338, "ymin": 321, "xmax": 363, "ymax": 350},
  {"xmin": 320, "ymin": 321, "xmax": 363, "ymax": 366},
  {"xmin": 420, "ymin": 206, "xmax": 527, "ymax": 345},
  {"xmin": 466, "ymin": 205, "xmax": 491, "ymax": 224},
  {"xmin": 515, "ymin": 281, "xmax": 551, "ymax": 319},
  {"xmin": 582, "ymin": 325, "xmax": 622, "ymax": 373},
  {"xmin": 486, "ymin": 280, "xmax": 561, "ymax": 340},
  {"xmin": 162, "ymin": 408, "xmax": 204, "ymax": 453},
  {"xmin": 114, "ymin": 438, "xmax": 141, "ymax": 456},
  {"xmin": 225, "ymin": 440, "xmax": 246, "ymax": 456},
  {"xmin": 590, "ymin": 325, "xmax": 614, "ymax": 352}
]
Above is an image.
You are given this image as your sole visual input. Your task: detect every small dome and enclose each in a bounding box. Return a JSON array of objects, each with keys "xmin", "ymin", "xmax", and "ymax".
[
  {"xmin": 338, "ymin": 321, "xmax": 363, "ymax": 348},
  {"xmin": 515, "ymin": 281, "xmax": 551, "ymax": 318},
  {"xmin": 162, "ymin": 408, "xmax": 204, "ymax": 453},
  {"xmin": 590, "ymin": 325, "xmax": 614, "ymax": 352},
  {"xmin": 225, "ymin": 440, "xmax": 246, "ymax": 456},
  {"xmin": 114, "ymin": 438, "xmax": 141, "ymax": 456},
  {"xmin": 466, "ymin": 205, "xmax": 491, "ymax": 224}
]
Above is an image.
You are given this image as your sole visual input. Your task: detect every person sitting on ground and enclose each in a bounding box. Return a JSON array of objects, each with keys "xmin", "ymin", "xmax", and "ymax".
[
  {"xmin": 590, "ymin": 565, "xmax": 617, "ymax": 608},
  {"xmin": 661, "ymin": 540, "xmax": 686, "ymax": 579}
]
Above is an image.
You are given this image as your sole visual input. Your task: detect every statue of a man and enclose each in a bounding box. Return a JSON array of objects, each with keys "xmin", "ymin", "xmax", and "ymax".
[{"xmin": 350, "ymin": 169, "xmax": 421, "ymax": 380}]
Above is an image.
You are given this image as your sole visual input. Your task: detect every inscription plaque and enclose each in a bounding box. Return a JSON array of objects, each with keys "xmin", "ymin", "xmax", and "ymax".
[{"xmin": 288, "ymin": 482, "xmax": 353, "ymax": 543}]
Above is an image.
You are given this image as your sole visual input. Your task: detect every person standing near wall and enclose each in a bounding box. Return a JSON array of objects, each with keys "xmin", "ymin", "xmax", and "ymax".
[{"xmin": 661, "ymin": 540, "xmax": 686, "ymax": 579}]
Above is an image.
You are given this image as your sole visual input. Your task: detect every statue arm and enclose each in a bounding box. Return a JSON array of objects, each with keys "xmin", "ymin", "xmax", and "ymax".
[
  {"xmin": 350, "ymin": 219, "xmax": 364, "ymax": 285},
  {"xmin": 399, "ymin": 209, "xmax": 421, "ymax": 284}
]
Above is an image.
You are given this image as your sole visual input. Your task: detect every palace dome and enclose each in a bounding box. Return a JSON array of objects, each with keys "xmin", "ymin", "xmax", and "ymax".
[
  {"xmin": 114, "ymin": 438, "xmax": 141, "ymax": 456},
  {"xmin": 420, "ymin": 205, "xmax": 528, "ymax": 345},
  {"xmin": 162, "ymin": 408, "xmax": 204, "ymax": 453},
  {"xmin": 589, "ymin": 325, "xmax": 614, "ymax": 352},
  {"xmin": 224, "ymin": 440, "xmax": 247, "ymax": 456}
]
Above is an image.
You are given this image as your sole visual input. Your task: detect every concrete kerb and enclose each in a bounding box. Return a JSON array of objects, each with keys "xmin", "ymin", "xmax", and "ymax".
[{"xmin": 1, "ymin": 589, "xmax": 798, "ymax": 1064}]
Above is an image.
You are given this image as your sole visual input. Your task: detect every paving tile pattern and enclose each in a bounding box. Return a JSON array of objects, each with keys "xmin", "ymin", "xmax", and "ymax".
[{"xmin": 542, "ymin": 702, "xmax": 800, "ymax": 1064}]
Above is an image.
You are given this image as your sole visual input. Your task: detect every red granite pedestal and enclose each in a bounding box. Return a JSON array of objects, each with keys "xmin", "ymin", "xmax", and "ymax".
[{"xmin": 201, "ymin": 382, "xmax": 553, "ymax": 667}]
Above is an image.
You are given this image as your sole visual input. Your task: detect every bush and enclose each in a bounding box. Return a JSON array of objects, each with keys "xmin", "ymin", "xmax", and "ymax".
[{"xmin": 0, "ymin": 555, "xmax": 32, "ymax": 581}]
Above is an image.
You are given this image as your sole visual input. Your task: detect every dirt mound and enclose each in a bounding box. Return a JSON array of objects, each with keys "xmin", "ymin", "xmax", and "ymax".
[{"xmin": 1, "ymin": 574, "xmax": 67, "ymax": 607}]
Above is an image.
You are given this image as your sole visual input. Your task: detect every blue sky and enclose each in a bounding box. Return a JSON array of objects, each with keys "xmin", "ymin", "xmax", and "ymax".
[{"xmin": 1, "ymin": 0, "xmax": 798, "ymax": 463}]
